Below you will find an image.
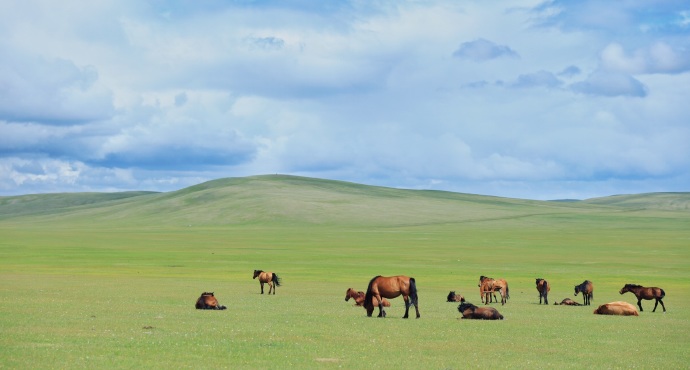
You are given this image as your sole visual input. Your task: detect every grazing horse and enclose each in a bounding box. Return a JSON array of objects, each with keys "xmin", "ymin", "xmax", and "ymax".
[
  {"xmin": 574, "ymin": 280, "xmax": 593, "ymax": 306},
  {"xmin": 478, "ymin": 276, "xmax": 509, "ymax": 305},
  {"xmin": 253, "ymin": 270, "xmax": 281, "ymax": 295},
  {"xmin": 457, "ymin": 302, "xmax": 504, "ymax": 320},
  {"xmin": 593, "ymin": 301, "xmax": 639, "ymax": 316},
  {"xmin": 195, "ymin": 292, "xmax": 227, "ymax": 310},
  {"xmin": 554, "ymin": 298, "xmax": 582, "ymax": 306},
  {"xmin": 344, "ymin": 288, "xmax": 390, "ymax": 308},
  {"xmin": 619, "ymin": 284, "xmax": 666, "ymax": 312},
  {"xmin": 536, "ymin": 278, "xmax": 550, "ymax": 305},
  {"xmin": 364, "ymin": 275, "xmax": 420, "ymax": 319},
  {"xmin": 447, "ymin": 291, "xmax": 465, "ymax": 303}
]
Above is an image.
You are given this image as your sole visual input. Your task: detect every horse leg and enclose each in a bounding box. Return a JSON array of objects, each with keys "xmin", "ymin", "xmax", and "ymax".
[
  {"xmin": 544, "ymin": 292, "xmax": 548, "ymax": 305},
  {"xmin": 637, "ymin": 298, "xmax": 644, "ymax": 312},
  {"xmin": 402, "ymin": 296, "xmax": 411, "ymax": 319},
  {"xmin": 377, "ymin": 295, "xmax": 385, "ymax": 318},
  {"xmin": 657, "ymin": 299, "xmax": 666, "ymax": 312},
  {"xmin": 260, "ymin": 282, "xmax": 264, "ymax": 294}
]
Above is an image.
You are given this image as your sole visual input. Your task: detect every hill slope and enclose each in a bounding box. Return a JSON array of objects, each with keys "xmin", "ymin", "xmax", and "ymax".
[{"xmin": 0, "ymin": 175, "xmax": 687, "ymax": 227}]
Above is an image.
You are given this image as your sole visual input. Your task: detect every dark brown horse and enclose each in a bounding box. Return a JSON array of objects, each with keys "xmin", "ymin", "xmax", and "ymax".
[
  {"xmin": 478, "ymin": 276, "xmax": 509, "ymax": 305},
  {"xmin": 536, "ymin": 278, "xmax": 550, "ymax": 305},
  {"xmin": 364, "ymin": 275, "xmax": 420, "ymax": 319},
  {"xmin": 447, "ymin": 291, "xmax": 465, "ymax": 303},
  {"xmin": 457, "ymin": 302, "xmax": 504, "ymax": 320},
  {"xmin": 253, "ymin": 270, "xmax": 281, "ymax": 294},
  {"xmin": 195, "ymin": 292, "xmax": 227, "ymax": 310},
  {"xmin": 554, "ymin": 298, "xmax": 582, "ymax": 306},
  {"xmin": 574, "ymin": 280, "xmax": 593, "ymax": 306},
  {"xmin": 593, "ymin": 301, "xmax": 639, "ymax": 316},
  {"xmin": 619, "ymin": 284, "xmax": 666, "ymax": 312},
  {"xmin": 345, "ymin": 288, "xmax": 390, "ymax": 307}
]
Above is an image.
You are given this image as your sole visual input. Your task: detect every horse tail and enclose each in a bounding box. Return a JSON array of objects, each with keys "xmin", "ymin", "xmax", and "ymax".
[
  {"xmin": 272, "ymin": 273, "xmax": 281, "ymax": 287},
  {"xmin": 409, "ymin": 277, "xmax": 418, "ymax": 305},
  {"xmin": 364, "ymin": 275, "xmax": 381, "ymax": 308},
  {"xmin": 660, "ymin": 288, "xmax": 666, "ymax": 299}
]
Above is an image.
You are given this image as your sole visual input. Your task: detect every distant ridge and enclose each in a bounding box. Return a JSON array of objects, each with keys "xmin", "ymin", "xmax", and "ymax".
[{"xmin": 0, "ymin": 175, "xmax": 687, "ymax": 226}]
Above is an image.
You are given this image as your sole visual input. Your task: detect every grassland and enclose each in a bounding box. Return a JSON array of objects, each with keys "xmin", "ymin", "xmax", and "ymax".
[{"xmin": 1, "ymin": 175, "xmax": 689, "ymax": 369}]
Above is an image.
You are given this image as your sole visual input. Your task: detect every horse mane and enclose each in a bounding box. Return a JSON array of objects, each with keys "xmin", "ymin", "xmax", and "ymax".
[
  {"xmin": 458, "ymin": 302, "xmax": 477, "ymax": 312},
  {"xmin": 363, "ymin": 275, "xmax": 382, "ymax": 309},
  {"xmin": 624, "ymin": 284, "xmax": 642, "ymax": 288}
]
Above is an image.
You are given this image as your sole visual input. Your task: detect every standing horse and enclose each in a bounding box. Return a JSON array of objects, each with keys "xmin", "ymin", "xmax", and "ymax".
[
  {"xmin": 619, "ymin": 284, "xmax": 666, "ymax": 312},
  {"xmin": 536, "ymin": 278, "xmax": 550, "ymax": 305},
  {"xmin": 364, "ymin": 275, "xmax": 420, "ymax": 319},
  {"xmin": 195, "ymin": 292, "xmax": 227, "ymax": 310},
  {"xmin": 574, "ymin": 280, "xmax": 593, "ymax": 306},
  {"xmin": 345, "ymin": 288, "xmax": 390, "ymax": 308},
  {"xmin": 253, "ymin": 270, "xmax": 281, "ymax": 295},
  {"xmin": 478, "ymin": 276, "xmax": 509, "ymax": 305}
]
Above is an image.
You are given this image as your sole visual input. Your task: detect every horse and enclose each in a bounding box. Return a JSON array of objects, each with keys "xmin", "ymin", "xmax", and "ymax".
[
  {"xmin": 195, "ymin": 292, "xmax": 227, "ymax": 310},
  {"xmin": 253, "ymin": 270, "xmax": 281, "ymax": 295},
  {"xmin": 574, "ymin": 280, "xmax": 593, "ymax": 306},
  {"xmin": 457, "ymin": 302, "xmax": 504, "ymax": 320},
  {"xmin": 554, "ymin": 298, "xmax": 582, "ymax": 306},
  {"xmin": 345, "ymin": 288, "xmax": 390, "ymax": 308},
  {"xmin": 536, "ymin": 278, "xmax": 550, "ymax": 305},
  {"xmin": 447, "ymin": 291, "xmax": 465, "ymax": 303},
  {"xmin": 363, "ymin": 275, "xmax": 420, "ymax": 319},
  {"xmin": 593, "ymin": 301, "xmax": 639, "ymax": 316},
  {"xmin": 619, "ymin": 284, "xmax": 666, "ymax": 312},
  {"xmin": 478, "ymin": 276, "xmax": 509, "ymax": 305}
]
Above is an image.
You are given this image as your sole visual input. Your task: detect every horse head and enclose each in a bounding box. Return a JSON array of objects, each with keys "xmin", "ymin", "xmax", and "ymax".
[
  {"xmin": 619, "ymin": 284, "xmax": 640, "ymax": 294},
  {"xmin": 253, "ymin": 270, "xmax": 262, "ymax": 279}
]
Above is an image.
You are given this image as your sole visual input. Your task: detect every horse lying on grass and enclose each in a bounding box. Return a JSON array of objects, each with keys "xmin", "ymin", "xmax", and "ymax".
[
  {"xmin": 554, "ymin": 298, "xmax": 582, "ymax": 306},
  {"xmin": 457, "ymin": 302, "xmax": 504, "ymax": 320},
  {"xmin": 195, "ymin": 292, "xmax": 227, "ymax": 310},
  {"xmin": 593, "ymin": 301, "xmax": 639, "ymax": 316},
  {"xmin": 345, "ymin": 288, "xmax": 390, "ymax": 308},
  {"xmin": 447, "ymin": 291, "xmax": 465, "ymax": 302}
]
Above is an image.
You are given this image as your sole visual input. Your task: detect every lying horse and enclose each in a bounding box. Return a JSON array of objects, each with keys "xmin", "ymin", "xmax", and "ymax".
[
  {"xmin": 619, "ymin": 284, "xmax": 666, "ymax": 313},
  {"xmin": 457, "ymin": 302, "xmax": 504, "ymax": 320},
  {"xmin": 593, "ymin": 301, "xmax": 639, "ymax": 316},
  {"xmin": 195, "ymin": 292, "xmax": 227, "ymax": 310},
  {"xmin": 364, "ymin": 275, "xmax": 420, "ymax": 319},
  {"xmin": 447, "ymin": 291, "xmax": 465, "ymax": 303},
  {"xmin": 554, "ymin": 298, "xmax": 582, "ymax": 306},
  {"xmin": 574, "ymin": 280, "xmax": 593, "ymax": 306},
  {"xmin": 345, "ymin": 288, "xmax": 390, "ymax": 308},
  {"xmin": 253, "ymin": 270, "xmax": 281, "ymax": 295},
  {"xmin": 536, "ymin": 278, "xmax": 550, "ymax": 305},
  {"xmin": 478, "ymin": 276, "xmax": 509, "ymax": 305}
]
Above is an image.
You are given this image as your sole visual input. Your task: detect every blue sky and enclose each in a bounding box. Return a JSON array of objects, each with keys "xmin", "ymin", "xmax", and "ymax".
[{"xmin": 1, "ymin": 0, "xmax": 689, "ymax": 199}]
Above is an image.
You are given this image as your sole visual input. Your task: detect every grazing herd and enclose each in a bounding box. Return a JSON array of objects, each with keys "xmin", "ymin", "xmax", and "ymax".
[{"xmin": 195, "ymin": 271, "xmax": 667, "ymax": 320}]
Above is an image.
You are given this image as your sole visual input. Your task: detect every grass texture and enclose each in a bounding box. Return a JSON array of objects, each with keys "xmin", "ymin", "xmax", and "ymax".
[{"xmin": 1, "ymin": 175, "xmax": 689, "ymax": 369}]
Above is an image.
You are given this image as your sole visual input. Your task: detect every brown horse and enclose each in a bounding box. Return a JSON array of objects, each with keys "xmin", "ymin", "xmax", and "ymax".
[
  {"xmin": 447, "ymin": 291, "xmax": 465, "ymax": 303},
  {"xmin": 457, "ymin": 302, "xmax": 504, "ymax": 320},
  {"xmin": 478, "ymin": 276, "xmax": 509, "ymax": 305},
  {"xmin": 344, "ymin": 288, "xmax": 390, "ymax": 307},
  {"xmin": 253, "ymin": 270, "xmax": 281, "ymax": 294},
  {"xmin": 195, "ymin": 292, "xmax": 227, "ymax": 310},
  {"xmin": 364, "ymin": 275, "xmax": 420, "ymax": 319},
  {"xmin": 536, "ymin": 278, "xmax": 550, "ymax": 305},
  {"xmin": 554, "ymin": 298, "xmax": 582, "ymax": 306},
  {"xmin": 593, "ymin": 301, "xmax": 639, "ymax": 316},
  {"xmin": 619, "ymin": 284, "xmax": 666, "ymax": 312},
  {"xmin": 574, "ymin": 280, "xmax": 593, "ymax": 306}
]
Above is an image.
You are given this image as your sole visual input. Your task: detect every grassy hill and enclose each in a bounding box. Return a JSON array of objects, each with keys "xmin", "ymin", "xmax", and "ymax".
[{"xmin": 2, "ymin": 174, "xmax": 685, "ymax": 227}]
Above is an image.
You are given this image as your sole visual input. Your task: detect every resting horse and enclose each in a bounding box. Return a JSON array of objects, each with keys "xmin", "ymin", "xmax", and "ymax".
[
  {"xmin": 364, "ymin": 275, "xmax": 420, "ymax": 319},
  {"xmin": 554, "ymin": 298, "xmax": 582, "ymax": 306},
  {"xmin": 345, "ymin": 288, "xmax": 390, "ymax": 308},
  {"xmin": 619, "ymin": 284, "xmax": 666, "ymax": 312},
  {"xmin": 478, "ymin": 276, "xmax": 509, "ymax": 305},
  {"xmin": 457, "ymin": 302, "xmax": 504, "ymax": 320},
  {"xmin": 253, "ymin": 270, "xmax": 281, "ymax": 294},
  {"xmin": 574, "ymin": 280, "xmax": 594, "ymax": 306},
  {"xmin": 536, "ymin": 278, "xmax": 550, "ymax": 305},
  {"xmin": 195, "ymin": 292, "xmax": 227, "ymax": 310},
  {"xmin": 593, "ymin": 301, "xmax": 639, "ymax": 316},
  {"xmin": 447, "ymin": 291, "xmax": 465, "ymax": 303}
]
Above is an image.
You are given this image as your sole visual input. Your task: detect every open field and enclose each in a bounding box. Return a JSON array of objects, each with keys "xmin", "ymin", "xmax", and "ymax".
[{"xmin": 1, "ymin": 175, "xmax": 689, "ymax": 369}]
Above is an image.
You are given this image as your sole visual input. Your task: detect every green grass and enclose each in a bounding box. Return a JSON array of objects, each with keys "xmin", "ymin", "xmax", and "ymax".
[{"xmin": 1, "ymin": 175, "xmax": 689, "ymax": 369}]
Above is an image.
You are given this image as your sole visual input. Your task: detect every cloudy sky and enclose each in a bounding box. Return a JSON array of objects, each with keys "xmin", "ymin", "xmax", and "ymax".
[{"xmin": 1, "ymin": 1, "xmax": 689, "ymax": 200}]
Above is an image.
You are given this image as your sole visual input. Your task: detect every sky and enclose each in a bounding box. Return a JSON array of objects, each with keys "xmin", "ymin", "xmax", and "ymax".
[{"xmin": 1, "ymin": 0, "xmax": 689, "ymax": 200}]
